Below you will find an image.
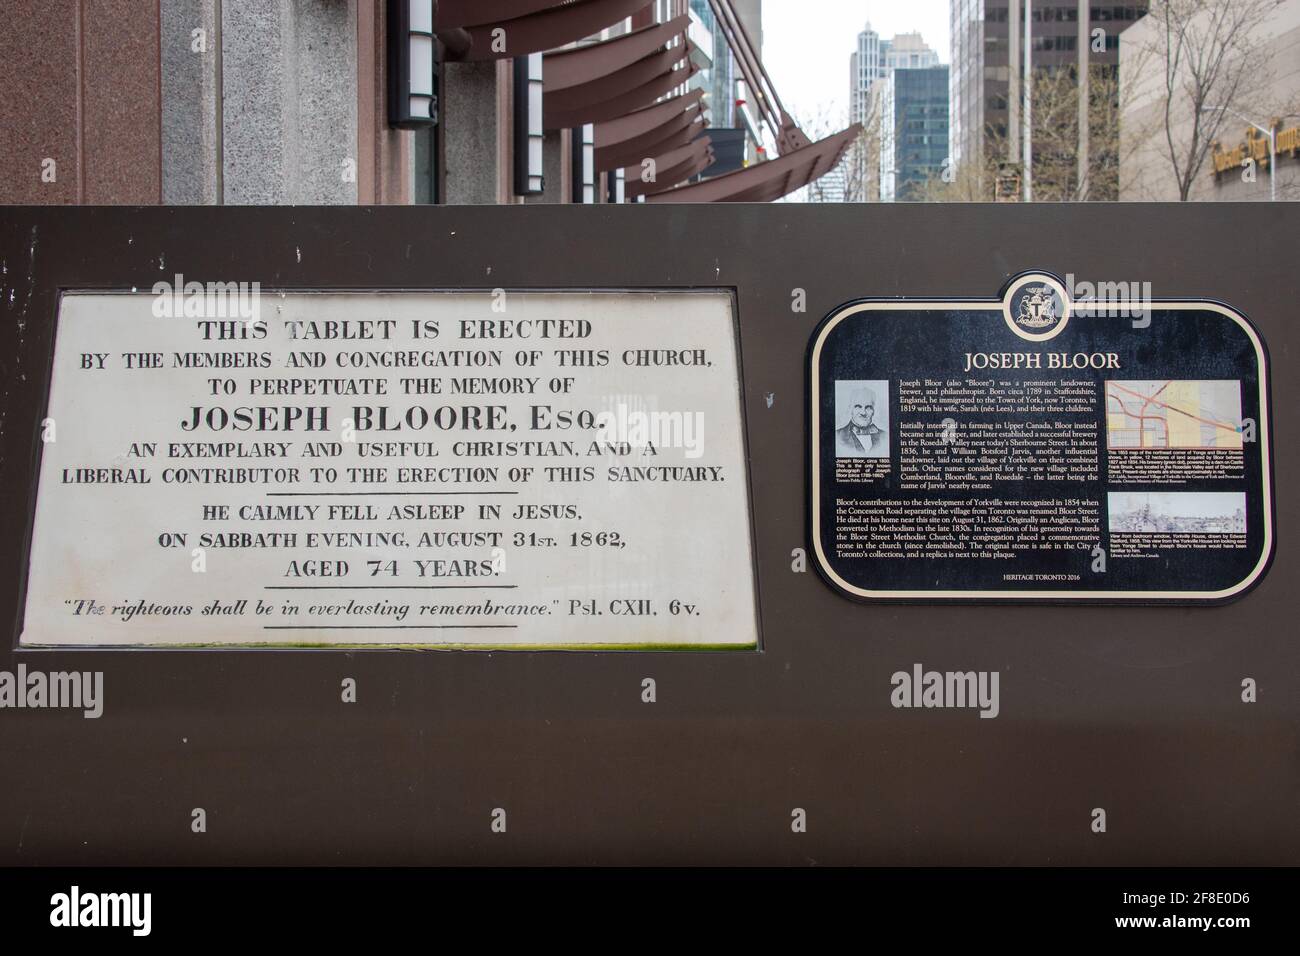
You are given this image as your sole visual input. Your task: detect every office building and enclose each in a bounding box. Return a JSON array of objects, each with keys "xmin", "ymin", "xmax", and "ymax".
[
  {"xmin": 948, "ymin": 0, "xmax": 1148, "ymax": 199},
  {"xmin": 886, "ymin": 32, "xmax": 940, "ymax": 71},
  {"xmin": 850, "ymin": 22, "xmax": 889, "ymax": 126},
  {"xmin": 851, "ymin": 25, "xmax": 940, "ymax": 127},
  {"xmin": 842, "ymin": 25, "xmax": 943, "ymax": 202},
  {"xmin": 880, "ymin": 65, "xmax": 950, "ymax": 201}
]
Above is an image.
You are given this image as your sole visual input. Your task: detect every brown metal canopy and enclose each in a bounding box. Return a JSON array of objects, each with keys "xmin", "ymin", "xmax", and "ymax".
[
  {"xmin": 544, "ymin": 14, "xmax": 689, "ymax": 91},
  {"xmin": 594, "ymin": 88, "xmax": 704, "ymax": 149},
  {"xmin": 596, "ymin": 111, "xmax": 706, "ymax": 172},
  {"xmin": 544, "ymin": 61, "xmax": 700, "ymax": 130},
  {"xmin": 544, "ymin": 44, "xmax": 688, "ymax": 121},
  {"xmin": 445, "ymin": 0, "xmax": 655, "ymax": 61},
  {"xmin": 644, "ymin": 125, "xmax": 861, "ymax": 203},
  {"xmin": 628, "ymin": 149, "xmax": 717, "ymax": 199},
  {"xmin": 437, "ymin": 1, "xmax": 561, "ymax": 29},
  {"xmin": 655, "ymin": 147, "xmax": 718, "ymax": 192},
  {"xmin": 624, "ymin": 137, "xmax": 714, "ymax": 199}
]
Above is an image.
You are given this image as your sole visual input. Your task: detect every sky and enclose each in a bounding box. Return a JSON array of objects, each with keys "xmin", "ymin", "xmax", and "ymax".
[{"xmin": 761, "ymin": 0, "xmax": 951, "ymax": 129}]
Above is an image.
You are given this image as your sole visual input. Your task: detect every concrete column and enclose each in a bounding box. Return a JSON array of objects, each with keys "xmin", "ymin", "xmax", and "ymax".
[
  {"xmin": 162, "ymin": 0, "xmax": 220, "ymax": 204},
  {"xmin": 221, "ymin": 0, "xmax": 358, "ymax": 204},
  {"xmin": 443, "ymin": 60, "xmax": 503, "ymax": 204},
  {"xmin": 498, "ymin": 59, "xmax": 514, "ymax": 202},
  {"xmin": 524, "ymin": 130, "xmax": 569, "ymax": 204}
]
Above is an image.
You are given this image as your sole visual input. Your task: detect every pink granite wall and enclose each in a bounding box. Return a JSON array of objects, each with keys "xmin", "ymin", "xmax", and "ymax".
[{"xmin": 0, "ymin": 0, "xmax": 161, "ymax": 203}]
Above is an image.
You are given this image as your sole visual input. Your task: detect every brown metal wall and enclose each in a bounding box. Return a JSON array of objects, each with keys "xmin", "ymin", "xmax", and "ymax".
[{"xmin": 0, "ymin": 204, "xmax": 1295, "ymax": 865}]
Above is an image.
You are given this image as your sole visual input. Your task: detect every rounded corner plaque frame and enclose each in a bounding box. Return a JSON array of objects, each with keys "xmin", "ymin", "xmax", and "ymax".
[{"xmin": 808, "ymin": 278, "xmax": 1274, "ymax": 606}]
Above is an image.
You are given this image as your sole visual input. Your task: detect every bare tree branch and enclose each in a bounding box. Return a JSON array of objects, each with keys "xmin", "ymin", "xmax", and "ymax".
[{"xmin": 1139, "ymin": 0, "xmax": 1284, "ymax": 200}]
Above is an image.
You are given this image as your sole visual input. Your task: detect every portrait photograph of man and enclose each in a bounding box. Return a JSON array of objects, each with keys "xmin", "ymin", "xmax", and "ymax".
[{"xmin": 834, "ymin": 380, "xmax": 890, "ymax": 458}]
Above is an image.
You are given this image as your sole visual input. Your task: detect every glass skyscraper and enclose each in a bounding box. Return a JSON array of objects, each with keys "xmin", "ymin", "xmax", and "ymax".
[{"xmin": 881, "ymin": 66, "xmax": 951, "ymax": 201}]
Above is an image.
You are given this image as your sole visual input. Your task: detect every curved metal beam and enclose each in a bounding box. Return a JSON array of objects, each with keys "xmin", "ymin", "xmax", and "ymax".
[
  {"xmin": 545, "ymin": 44, "xmax": 687, "ymax": 118},
  {"xmin": 623, "ymin": 137, "xmax": 712, "ymax": 197},
  {"xmin": 544, "ymin": 14, "xmax": 689, "ymax": 90},
  {"xmin": 457, "ymin": 0, "xmax": 654, "ymax": 61},
  {"xmin": 631, "ymin": 148, "xmax": 716, "ymax": 197},
  {"xmin": 544, "ymin": 62, "xmax": 699, "ymax": 129},
  {"xmin": 437, "ymin": 2, "xmax": 561, "ymax": 30},
  {"xmin": 594, "ymin": 88, "xmax": 704, "ymax": 148},
  {"xmin": 645, "ymin": 124, "xmax": 859, "ymax": 203},
  {"xmin": 596, "ymin": 111, "xmax": 705, "ymax": 172}
]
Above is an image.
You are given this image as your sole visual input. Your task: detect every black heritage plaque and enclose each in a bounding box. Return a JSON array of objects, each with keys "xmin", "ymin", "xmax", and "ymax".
[{"xmin": 810, "ymin": 273, "xmax": 1273, "ymax": 604}]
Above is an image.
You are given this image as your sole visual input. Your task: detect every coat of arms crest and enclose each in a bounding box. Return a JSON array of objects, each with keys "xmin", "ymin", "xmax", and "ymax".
[{"xmin": 1015, "ymin": 285, "xmax": 1058, "ymax": 329}]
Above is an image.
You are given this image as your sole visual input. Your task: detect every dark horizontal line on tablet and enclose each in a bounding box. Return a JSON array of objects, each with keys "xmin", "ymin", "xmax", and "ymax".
[
  {"xmin": 261, "ymin": 625, "xmax": 519, "ymax": 630},
  {"xmin": 265, "ymin": 491, "xmax": 519, "ymax": 496},
  {"xmin": 264, "ymin": 585, "xmax": 517, "ymax": 590}
]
